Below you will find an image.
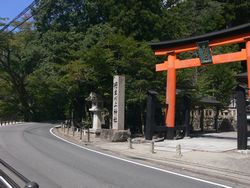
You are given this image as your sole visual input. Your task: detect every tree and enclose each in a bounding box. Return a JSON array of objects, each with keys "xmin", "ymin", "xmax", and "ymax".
[
  {"xmin": 158, "ymin": 0, "xmax": 244, "ymax": 107},
  {"xmin": 0, "ymin": 75, "xmax": 20, "ymax": 120},
  {"xmin": 0, "ymin": 17, "xmax": 7, "ymax": 28},
  {"xmin": 161, "ymin": 0, "xmax": 225, "ymax": 40},
  {"xmin": 26, "ymin": 31, "xmax": 86, "ymax": 121},
  {"xmin": 0, "ymin": 31, "xmax": 43, "ymax": 121},
  {"xmin": 196, "ymin": 64, "xmax": 240, "ymax": 105},
  {"xmin": 33, "ymin": 0, "xmax": 165, "ymax": 41},
  {"xmin": 219, "ymin": 0, "xmax": 250, "ymax": 27},
  {"xmin": 77, "ymin": 24, "xmax": 157, "ymax": 132},
  {"xmin": 1, "ymin": 0, "xmax": 248, "ymax": 130}
]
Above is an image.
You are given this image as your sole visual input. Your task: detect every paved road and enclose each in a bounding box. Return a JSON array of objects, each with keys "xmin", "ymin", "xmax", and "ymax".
[{"xmin": 0, "ymin": 123, "xmax": 229, "ymax": 188}]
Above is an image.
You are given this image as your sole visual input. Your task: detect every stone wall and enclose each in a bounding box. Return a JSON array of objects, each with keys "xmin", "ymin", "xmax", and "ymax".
[{"xmin": 98, "ymin": 129, "xmax": 130, "ymax": 142}]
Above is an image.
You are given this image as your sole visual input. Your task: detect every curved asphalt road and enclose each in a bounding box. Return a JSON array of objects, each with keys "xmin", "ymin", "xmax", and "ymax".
[{"xmin": 0, "ymin": 123, "xmax": 229, "ymax": 188}]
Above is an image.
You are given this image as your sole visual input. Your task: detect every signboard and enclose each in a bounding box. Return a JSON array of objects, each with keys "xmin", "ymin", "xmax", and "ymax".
[
  {"xmin": 197, "ymin": 41, "xmax": 213, "ymax": 64},
  {"xmin": 112, "ymin": 75, "xmax": 125, "ymax": 130}
]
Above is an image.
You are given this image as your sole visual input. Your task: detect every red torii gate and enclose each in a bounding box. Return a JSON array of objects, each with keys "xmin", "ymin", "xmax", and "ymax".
[{"xmin": 150, "ymin": 23, "xmax": 250, "ymax": 138}]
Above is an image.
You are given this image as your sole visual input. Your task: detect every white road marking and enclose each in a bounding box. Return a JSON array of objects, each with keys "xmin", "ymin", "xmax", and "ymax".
[{"xmin": 50, "ymin": 127, "xmax": 232, "ymax": 188}]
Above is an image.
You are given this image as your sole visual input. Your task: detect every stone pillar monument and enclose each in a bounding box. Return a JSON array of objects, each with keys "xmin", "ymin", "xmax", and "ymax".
[
  {"xmin": 112, "ymin": 75, "xmax": 125, "ymax": 130},
  {"xmin": 89, "ymin": 92, "xmax": 103, "ymax": 131}
]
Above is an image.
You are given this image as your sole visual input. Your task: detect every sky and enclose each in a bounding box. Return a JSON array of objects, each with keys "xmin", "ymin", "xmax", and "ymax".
[{"xmin": 0, "ymin": 0, "xmax": 33, "ymax": 20}]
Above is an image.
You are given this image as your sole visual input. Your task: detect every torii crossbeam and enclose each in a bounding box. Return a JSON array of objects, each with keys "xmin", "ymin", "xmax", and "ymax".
[{"xmin": 150, "ymin": 23, "xmax": 250, "ymax": 138}]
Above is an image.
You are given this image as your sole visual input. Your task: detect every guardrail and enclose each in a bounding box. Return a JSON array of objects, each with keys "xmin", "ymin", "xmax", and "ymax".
[
  {"xmin": 0, "ymin": 120, "xmax": 24, "ymax": 127},
  {"xmin": 0, "ymin": 159, "xmax": 39, "ymax": 188}
]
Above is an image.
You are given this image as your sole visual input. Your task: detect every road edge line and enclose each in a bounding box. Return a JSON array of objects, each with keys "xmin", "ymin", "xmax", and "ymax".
[{"xmin": 50, "ymin": 127, "xmax": 232, "ymax": 188}]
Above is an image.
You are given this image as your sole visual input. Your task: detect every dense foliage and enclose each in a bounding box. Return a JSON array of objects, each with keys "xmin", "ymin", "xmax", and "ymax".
[{"xmin": 0, "ymin": 0, "xmax": 250, "ymax": 132}]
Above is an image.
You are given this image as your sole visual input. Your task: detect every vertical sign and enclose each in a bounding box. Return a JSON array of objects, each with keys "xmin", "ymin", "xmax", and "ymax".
[
  {"xmin": 112, "ymin": 75, "xmax": 125, "ymax": 130},
  {"xmin": 197, "ymin": 41, "xmax": 212, "ymax": 64}
]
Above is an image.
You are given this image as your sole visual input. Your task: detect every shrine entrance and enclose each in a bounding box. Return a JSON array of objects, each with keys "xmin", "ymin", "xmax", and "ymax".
[{"xmin": 150, "ymin": 23, "xmax": 250, "ymax": 149}]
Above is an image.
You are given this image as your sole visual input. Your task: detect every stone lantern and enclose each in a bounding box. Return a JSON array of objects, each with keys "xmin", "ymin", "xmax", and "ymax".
[{"xmin": 88, "ymin": 92, "xmax": 103, "ymax": 131}]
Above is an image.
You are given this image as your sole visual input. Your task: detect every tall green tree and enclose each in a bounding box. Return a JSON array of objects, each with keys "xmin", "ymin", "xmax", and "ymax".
[
  {"xmin": 219, "ymin": 0, "xmax": 250, "ymax": 27},
  {"xmin": 74, "ymin": 24, "xmax": 157, "ymax": 130},
  {"xmin": 161, "ymin": 0, "xmax": 225, "ymax": 40},
  {"xmin": 27, "ymin": 31, "xmax": 86, "ymax": 121},
  {"xmin": 159, "ymin": 0, "xmax": 243, "ymax": 106},
  {"xmin": 1, "ymin": 0, "xmax": 248, "ymax": 129},
  {"xmin": 0, "ymin": 31, "xmax": 43, "ymax": 121},
  {"xmin": 34, "ymin": 0, "xmax": 165, "ymax": 41}
]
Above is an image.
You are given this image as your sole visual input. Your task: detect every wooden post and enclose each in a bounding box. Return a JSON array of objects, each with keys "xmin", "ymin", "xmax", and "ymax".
[
  {"xmin": 128, "ymin": 138, "xmax": 133, "ymax": 149},
  {"xmin": 214, "ymin": 107, "xmax": 219, "ymax": 132},
  {"xmin": 151, "ymin": 141, "xmax": 155, "ymax": 153},
  {"xmin": 184, "ymin": 95, "xmax": 191, "ymax": 137},
  {"xmin": 145, "ymin": 90, "xmax": 157, "ymax": 140},
  {"xmin": 80, "ymin": 128, "xmax": 83, "ymax": 140},
  {"xmin": 87, "ymin": 127, "xmax": 90, "ymax": 142},
  {"xmin": 246, "ymin": 40, "xmax": 250, "ymax": 97},
  {"xmin": 236, "ymin": 85, "xmax": 248, "ymax": 150},
  {"xmin": 200, "ymin": 108, "xmax": 204, "ymax": 132}
]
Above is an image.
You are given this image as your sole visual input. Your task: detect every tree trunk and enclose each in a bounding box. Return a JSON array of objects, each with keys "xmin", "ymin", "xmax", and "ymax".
[
  {"xmin": 16, "ymin": 83, "xmax": 33, "ymax": 121},
  {"xmin": 72, "ymin": 95, "xmax": 85, "ymax": 128}
]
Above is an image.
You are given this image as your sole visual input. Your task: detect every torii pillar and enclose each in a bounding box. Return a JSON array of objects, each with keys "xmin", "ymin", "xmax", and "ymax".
[
  {"xmin": 165, "ymin": 52, "xmax": 177, "ymax": 139},
  {"xmin": 246, "ymin": 39, "xmax": 250, "ymax": 96}
]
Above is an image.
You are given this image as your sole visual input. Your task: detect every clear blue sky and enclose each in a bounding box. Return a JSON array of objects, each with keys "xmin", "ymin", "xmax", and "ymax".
[{"xmin": 0, "ymin": 0, "xmax": 33, "ymax": 20}]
